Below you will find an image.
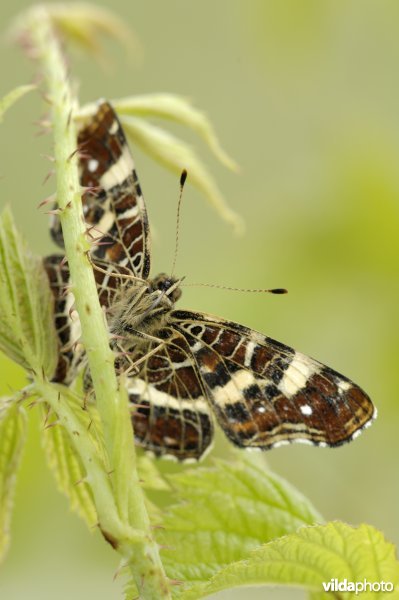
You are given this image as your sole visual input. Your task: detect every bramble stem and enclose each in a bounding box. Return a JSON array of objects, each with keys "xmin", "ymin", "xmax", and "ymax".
[{"xmin": 25, "ymin": 6, "xmax": 170, "ymax": 598}]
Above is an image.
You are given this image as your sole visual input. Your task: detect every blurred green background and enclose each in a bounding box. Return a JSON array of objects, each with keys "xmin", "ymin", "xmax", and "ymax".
[{"xmin": 1, "ymin": 1, "xmax": 398, "ymax": 599}]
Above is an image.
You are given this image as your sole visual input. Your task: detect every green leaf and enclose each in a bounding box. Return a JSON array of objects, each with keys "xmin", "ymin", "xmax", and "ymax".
[
  {"xmin": 159, "ymin": 458, "xmax": 322, "ymax": 593},
  {"xmin": 137, "ymin": 454, "xmax": 170, "ymax": 492},
  {"xmin": 123, "ymin": 577, "xmax": 138, "ymax": 600},
  {"xmin": 0, "ymin": 397, "xmax": 27, "ymax": 562},
  {"xmin": 0, "ymin": 207, "xmax": 58, "ymax": 377},
  {"xmin": 178, "ymin": 522, "xmax": 399, "ymax": 600},
  {"xmin": 120, "ymin": 116, "xmax": 244, "ymax": 234},
  {"xmin": 40, "ymin": 393, "xmax": 98, "ymax": 527},
  {"xmin": 46, "ymin": 4, "xmax": 139, "ymax": 62},
  {"xmin": 113, "ymin": 94, "xmax": 239, "ymax": 172},
  {"xmin": 0, "ymin": 85, "xmax": 35, "ymax": 122}
]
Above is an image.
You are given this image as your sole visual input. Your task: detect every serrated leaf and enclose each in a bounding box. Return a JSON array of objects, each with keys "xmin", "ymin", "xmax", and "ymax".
[
  {"xmin": 0, "ymin": 397, "xmax": 27, "ymax": 562},
  {"xmin": 159, "ymin": 458, "xmax": 322, "ymax": 592},
  {"xmin": 178, "ymin": 522, "xmax": 399, "ymax": 600},
  {"xmin": 120, "ymin": 116, "xmax": 244, "ymax": 234},
  {"xmin": 0, "ymin": 85, "xmax": 34, "ymax": 122},
  {"xmin": 0, "ymin": 207, "xmax": 58, "ymax": 377},
  {"xmin": 113, "ymin": 94, "xmax": 239, "ymax": 172},
  {"xmin": 40, "ymin": 394, "xmax": 98, "ymax": 527}
]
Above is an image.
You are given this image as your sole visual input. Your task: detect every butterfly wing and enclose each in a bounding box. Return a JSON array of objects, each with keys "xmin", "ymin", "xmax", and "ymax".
[
  {"xmin": 43, "ymin": 254, "xmax": 84, "ymax": 383},
  {"xmin": 50, "ymin": 101, "xmax": 150, "ymax": 278},
  {"xmin": 170, "ymin": 310, "xmax": 376, "ymax": 450},
  {"xmin": 44, "ymin": 254, "xmax": 133, "ymax": 383},
  {"xmin": 124, "ymin": 328, "xmax": 214, "ymax": 461}
]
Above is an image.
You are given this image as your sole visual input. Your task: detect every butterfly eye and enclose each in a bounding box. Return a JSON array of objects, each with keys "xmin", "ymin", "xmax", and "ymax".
[{"xmin": 162, "ymin": 280, "xmax": 173, "ymax": 291}]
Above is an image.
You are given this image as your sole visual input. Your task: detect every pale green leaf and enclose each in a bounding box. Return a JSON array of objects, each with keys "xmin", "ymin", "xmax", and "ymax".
[
  {"xmin": 40, "ymin": 393, "xmax": 98, "ymax": 527},
  {"xmin": 0, "ymin": 397, "xmax": 27, "ymax": 562},
  {"xmin": 0, "ymin": 207, "xmax": 58, "ymax": 377},
  {"xmin": 137, "ymin": 454, "xmax": 170, "ymax": 492},
  {"xmin": 159, "ymin": 458, "xmax": 322, "ymax": 593},
  {"xmin": 120, "ymin": 116, "xmax": 244, "ymax": 234},
  {"xmin": 178, "ymin": 522, "xmax": 399, "ymax": 599},
  {"xmin": 135, "ymin": 455, "xmax": 170, "ymax": 525},
  {"xmin": 46, "ymin": 3, "xmax": 139, "ymax": 62},
  {"xmin": 0, "ymin": 85, "xmax": 35, "ymax": 122},
  {"xmin": 113, "ymin": 94, "xmax": 239, "ymax": 172}
]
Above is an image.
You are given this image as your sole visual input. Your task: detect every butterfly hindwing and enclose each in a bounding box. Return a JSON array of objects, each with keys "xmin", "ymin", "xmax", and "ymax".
[
  {"xmin": 44, "ymin": 253, "xmax": 133, "ymax": 383},
  {"xmin": 171, "ymin": 310, "xmax": 375, "ymax": 450},
  {"xmin": 44, "ymin": 254, "xmax": 84, "ymax": 384},
  {"xmin": 122, "ymin": 328, "xmax": 213, "ymax": 460}
]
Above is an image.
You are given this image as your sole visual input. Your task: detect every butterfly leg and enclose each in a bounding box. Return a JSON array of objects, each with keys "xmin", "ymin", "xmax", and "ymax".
[{"xmin": 115, "ymin": 330, "xmax": 167, "ymax": 377}]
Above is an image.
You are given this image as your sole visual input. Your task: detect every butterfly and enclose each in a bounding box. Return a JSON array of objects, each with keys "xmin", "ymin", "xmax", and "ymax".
[{"xmin": 44, "ymin": 101, "xmax": 376, "ymax": 461}]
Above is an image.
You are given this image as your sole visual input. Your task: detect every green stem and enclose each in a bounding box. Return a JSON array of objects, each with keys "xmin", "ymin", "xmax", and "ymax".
[
  {"xmin": 35, "ymin": 380, "xmax": 139, "ymax": 543},
  {"xmin": 26, "ymin": 6, "xmax": 170, "ymax": 598}
]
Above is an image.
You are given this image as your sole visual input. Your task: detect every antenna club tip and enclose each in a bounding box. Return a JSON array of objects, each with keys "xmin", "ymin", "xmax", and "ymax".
[
  {"xmin": 180, "ymin": 169, "xmax": 188, "ymax": 187},
  {"xmin": 271, "ymin": 288, "xmax": 288, "ymax": 294}
]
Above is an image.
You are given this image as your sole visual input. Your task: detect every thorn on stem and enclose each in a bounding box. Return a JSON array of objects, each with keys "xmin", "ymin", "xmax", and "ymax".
[
  {"xmin": 39, "ymin": 90, "xmax": 53, "ymax": 106},
  {"xmin": 44, "ymin": 421, "xmax": 60, "ymax": 430},
  {"xmin": 42, "ymin": 170, "xmax": 55, "ymax": 185},
  {"xmin": 41, "ymin": 153, "xmax": 55, "ymax": 163},
  {"xmin": 67, "ymin": 147, "xmax": 79, "ymax": 161},
  {"xmin": 44, "ymin": 208, "xmax": 62, "ymax": 216},
  {"xmin": 37, "ymin": 195, "xmax": 56, "ymax": 209}
]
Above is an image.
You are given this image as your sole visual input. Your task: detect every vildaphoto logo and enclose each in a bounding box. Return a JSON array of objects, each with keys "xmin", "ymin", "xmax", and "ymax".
[{"xmin": 322, "ymin": 579, "xmax": 394, "ymax": 594}]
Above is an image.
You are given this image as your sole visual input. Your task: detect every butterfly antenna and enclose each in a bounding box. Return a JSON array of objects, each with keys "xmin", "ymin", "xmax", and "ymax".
[
  {"xmin": 183, "ymin": 282, "xmax": 287, "ymax": 294},
  {"xmin": 170, "ymin": 170, "xmax": 187, "ymax": 279}
]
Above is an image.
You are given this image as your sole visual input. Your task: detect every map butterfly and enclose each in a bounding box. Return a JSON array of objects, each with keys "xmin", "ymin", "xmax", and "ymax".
[{"xmin": 44, "ymin": 101, "xmax": 376, "ymax": 461}]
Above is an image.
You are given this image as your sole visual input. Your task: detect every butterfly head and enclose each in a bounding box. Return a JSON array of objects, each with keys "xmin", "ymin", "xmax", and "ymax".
[{"xmin": 149, "ymin": 273, "xmax": 183, "ymax": 303}]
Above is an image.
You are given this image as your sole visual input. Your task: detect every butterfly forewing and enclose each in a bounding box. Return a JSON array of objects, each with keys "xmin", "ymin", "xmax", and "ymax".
[
  {"xmin": 51, "ymin": 101, "xmax": 150, "ymax": 278},
  {"xmin": 47, "ymin": 101, "xmax": 151, "ymax": 383},
  {"xmin": 171, "ymin": 310, "xmax": 375, "ymax": 450}
]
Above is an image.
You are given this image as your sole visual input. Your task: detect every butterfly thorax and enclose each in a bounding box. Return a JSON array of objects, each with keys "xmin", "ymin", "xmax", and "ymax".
[{"xmin": 108, "ymin": 273, "xmax": 182, "ymax": 343}]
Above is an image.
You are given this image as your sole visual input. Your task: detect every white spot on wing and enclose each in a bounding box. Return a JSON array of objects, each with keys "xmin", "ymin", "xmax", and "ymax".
[
  {"xmin": 109, "ymin": 119, "xmax": 119, "ymax": 135},
  {"xmin": 88, "ymin": 158, "xmax": 99, "ymax": 172},
  {"xmin": 278, "ymin": 352, "xmax": 320, "ymax": 398},
  {"xmin": 97, "ymin": 207, "xmax": 114, "ymax": 236},
  {"xmin": 244, "ymin": 341, "xmax": 256, "ymax": 367},
  {"xmin": 300, "ymin": 404, "xmax": 313, "ymax": 416},
  {"xmin": 190, "ymin": 341, "xmax": 202, "ymax": 353},
  {"xmin": 119, "ymin": 205, "xmax": 139, "ymax": 220},
  {"xmin": 127, "ymin": 378, "xmax": 208, "ymax": 413},
  {"xmin": 212, "ymin": 370, "xmax": 255, "ymax": 405},
  {"xmin": 100, "ymin": 145, "xmax": 134, "ymax": 189},
  {"xmin": 337, "ymin": 380, "xmax": 351, "ymax": 394}
]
